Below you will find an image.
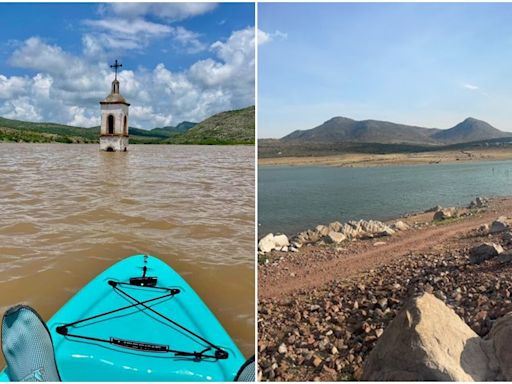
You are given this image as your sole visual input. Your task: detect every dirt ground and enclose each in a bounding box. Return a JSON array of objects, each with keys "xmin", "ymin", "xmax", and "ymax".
[
  {"xmin": 258, "ymin": 197, "xmax": 512, "ymax": 381},
  {"xmin": 259, "ymin": 148, "xmax": 512, "ymax": 168}
]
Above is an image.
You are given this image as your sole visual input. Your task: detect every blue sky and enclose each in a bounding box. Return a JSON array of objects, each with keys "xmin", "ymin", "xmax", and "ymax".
[
  {"xmin": 259, "ymin": 3, "xmax": 512, "ymax": 138},
  {"xmin": 0, "ymin": 3, "xmax": 254, "ymax": 128}
]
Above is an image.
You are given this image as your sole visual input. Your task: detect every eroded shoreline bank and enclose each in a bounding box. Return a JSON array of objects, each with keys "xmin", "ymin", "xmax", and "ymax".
[{"xmin": 259, "ymin": 148, "xmax": 512, "ymax": 168}]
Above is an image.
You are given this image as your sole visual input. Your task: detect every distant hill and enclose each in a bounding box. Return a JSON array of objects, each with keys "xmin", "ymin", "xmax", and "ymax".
[
  {"xmin": 281, "ymin": 116, "xmax": 509, "ymax": 145},
  {"xmin": 431, "ymin": 117, "xmax": 507, "ymax": 144},
  {"xmin": 169, "ymin": 106, "xmax": 255, "ymax": 144},
  {"xmin": 0, "ymin": 116, "xmax": 98, "ymax": 143},
  {"xmin": 283, "ymin": 117, "xmax": 440, "ymax": 145},
  {"xmin": 128, "ymin": 122, "xmax": 197, "ymax": 143},
  {"xmin": 147, "ymin": 122, "xmax": 197, "ymax": 139},
  {"xmin": 0, "ymin": 105, "xmax": 254, "ymax": 145},
  {"xmin": 260, "ymin": 116, "xmax": 512, "ymax": 158}
]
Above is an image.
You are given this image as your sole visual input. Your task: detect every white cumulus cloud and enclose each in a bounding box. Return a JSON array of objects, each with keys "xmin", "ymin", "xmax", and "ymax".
[
  {"xmin": 258, "ymin": 29, "xmax": 287, "ymax": 45},
  {"xmin": 109, "ymin": 3, "xmax": 217, "ymax": 21},
  {"xmin": 463, "ymin": 83, "xmax": 479, "ymax": 91},
  {"xmin": 0, "ymin": 26, "xmax": 255, "ymax": 129}
]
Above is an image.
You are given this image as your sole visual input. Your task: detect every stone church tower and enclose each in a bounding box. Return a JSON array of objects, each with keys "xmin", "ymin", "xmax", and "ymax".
[{"xmin": 100, "ymin": 60, "xmax": 129, "ymax": 152}]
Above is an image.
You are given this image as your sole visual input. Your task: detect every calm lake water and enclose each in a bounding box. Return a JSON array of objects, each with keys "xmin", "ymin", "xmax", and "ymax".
[
  {"xmin": 259, "ymin": 160, "xmax": 512, "ymax": 235},
  {"xmin": 0, "ymin": 143, "xmax": 254, "ymax": 361}
]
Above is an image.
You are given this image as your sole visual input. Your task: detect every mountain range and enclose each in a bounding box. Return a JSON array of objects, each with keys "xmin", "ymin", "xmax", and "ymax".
[
  {"xmin": 260, "ymin": 116, "xmax": 512, "ymax": 158},
  {"xmin": 282, "ymin": 116, "xmax": 509, "ymax": 145},
  {"xmin": 0, "ymin": 106, "xmax": 254, "ymax": 145}
]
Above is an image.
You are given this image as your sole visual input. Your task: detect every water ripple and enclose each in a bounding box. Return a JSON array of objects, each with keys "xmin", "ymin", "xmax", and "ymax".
[{"xmin": 0, "ymin": 143, "xmax": 255, "ymax": 357}]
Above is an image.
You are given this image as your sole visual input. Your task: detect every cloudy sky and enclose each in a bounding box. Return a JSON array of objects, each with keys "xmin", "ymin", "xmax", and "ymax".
[
  {"xmin": 0, "ymin": 3, "xmax": 254, "ymax": 129},
  {"xmin": 259, "ymin": 3, "xmax": 512, "ymax": 138}
]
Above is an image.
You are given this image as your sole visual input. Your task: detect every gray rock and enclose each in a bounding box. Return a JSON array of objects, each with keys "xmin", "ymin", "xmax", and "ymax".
[
  {"xmin": 425, "ymin": 205, "xmax": 442, "ymax": 213},
  {"xmin": 503, "ymin": 231, "xmax": 512, "ymax": 245},
  {"xmin": 497, "ymin": 252, "xmax": 512, "ymax": 264},
  {"xmin": 469, "ymin": 197, "xmax": 487, "ymax": 209},
  {"xmin": 490, "ymin": 217, "xmax": 509, "ymax": 234},
  {"xmin": 469, "ymin": 243, "xmax": 504, "ymax": 264}
]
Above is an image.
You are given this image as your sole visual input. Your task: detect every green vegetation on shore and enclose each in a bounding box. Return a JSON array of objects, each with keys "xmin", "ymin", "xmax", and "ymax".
[
  {"xmin": 165, "ymin": 106, "xmax": 255, "ymax": 145},
  {"xmin": 0, "ymin": 117, "xmax": 98, "ymax": 143},
  {"xmin": 0, "ymin": 106, "xmax": 254, "ymax": 145}
]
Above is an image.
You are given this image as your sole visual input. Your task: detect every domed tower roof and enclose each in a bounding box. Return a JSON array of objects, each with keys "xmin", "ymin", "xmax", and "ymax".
[
  {"xmin": 100, "ymin": 59, "xmax": 130, "ymax": 106},
  {"xmin": 100, "ymin": 79, "xmax": 130, "ymax": 106}
]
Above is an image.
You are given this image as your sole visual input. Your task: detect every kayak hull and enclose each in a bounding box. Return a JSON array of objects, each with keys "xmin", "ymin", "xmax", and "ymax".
[{"xmin": 1, "ymin": 255, "xmax": 245, "ymax": 381}]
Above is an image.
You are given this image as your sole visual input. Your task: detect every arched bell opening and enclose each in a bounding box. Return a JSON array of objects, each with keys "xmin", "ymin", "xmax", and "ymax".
[{"xmin": 107, "ymin": 115, "xmax": 114, "ymax": 135}]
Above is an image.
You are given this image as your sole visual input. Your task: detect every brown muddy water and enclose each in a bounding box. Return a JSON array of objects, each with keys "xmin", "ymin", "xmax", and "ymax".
[{"xmin": 0, "ymin": 143, "xmax": 255, "ymax": 364}]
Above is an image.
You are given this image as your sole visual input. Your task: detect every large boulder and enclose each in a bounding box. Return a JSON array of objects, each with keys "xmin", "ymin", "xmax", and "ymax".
[
  {"xmin": 391, "ymin": 220, "xmax": 410, "ymax": 231},
  {"xmin": 468, "ymin": 243, "xmax": 503, "ymax": 264},
  {"xmin": 324, "ymin": 231, "xmax": 346, "ymax": 244},
  {"xmin": 433, "ymin": 207, "xmax": 457, "ymax": 221},
  {"xmin": 315, "ymin": 225, "xmax": 330, "ymax": 237},
  {"xmin": 273, "ymin": 234, "xmax": 289, "ymax": 248},
  {"xmin": 490, "ymin": 217, "xmax": 509, "ymax": 234},
  {"xmin": 258, "ymin": 233, "xmax": 275, "ymax": 253},
  {"xmin": 362, "ymin": 293, "xmax": 492, "ymax": 381},
  {"xmin": 328, "ymin": 221, "xmax": 343, "ymax": 232}
]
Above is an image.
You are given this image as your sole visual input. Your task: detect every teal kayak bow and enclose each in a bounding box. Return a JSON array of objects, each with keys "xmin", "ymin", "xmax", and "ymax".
[{"xmin": 0, "ymin": 255, "xmax": 246, "ymax": 381}]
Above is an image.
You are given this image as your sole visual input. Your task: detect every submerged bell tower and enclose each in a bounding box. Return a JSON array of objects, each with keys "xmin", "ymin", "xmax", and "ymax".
[{"xmin": 100, "ymin": 60, "xmax": 130, "ymax": 152}]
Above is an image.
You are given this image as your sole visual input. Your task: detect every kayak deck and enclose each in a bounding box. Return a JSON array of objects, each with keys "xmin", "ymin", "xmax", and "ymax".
[{"xmin": 1, "ymin": 255, "xmax": 245, "ymax": 381}]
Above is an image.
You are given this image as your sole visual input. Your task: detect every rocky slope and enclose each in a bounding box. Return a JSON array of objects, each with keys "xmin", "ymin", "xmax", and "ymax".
[{"xmin": 258, "ymin": 198, "xmax": 512, "ymax": 381}]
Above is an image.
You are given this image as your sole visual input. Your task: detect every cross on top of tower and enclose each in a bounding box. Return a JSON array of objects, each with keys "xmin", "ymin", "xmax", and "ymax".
[{"xmin": 110, "ymin": 59, "xmax": 122, "ymax": 80}]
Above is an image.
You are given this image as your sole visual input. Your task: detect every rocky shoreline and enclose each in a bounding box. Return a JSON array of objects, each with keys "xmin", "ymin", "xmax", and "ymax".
[
  {"xmin": 258, "ymin": 197, "xmax": 512, "ymax": 381},
  {"xmin": 258, "ymin": 197, "xmax": 487, "ymax": 261}
]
